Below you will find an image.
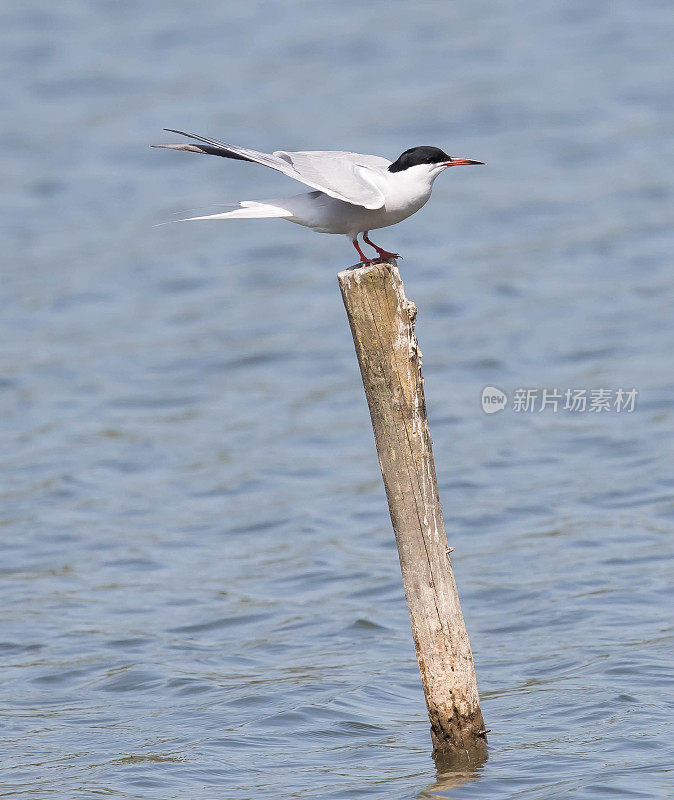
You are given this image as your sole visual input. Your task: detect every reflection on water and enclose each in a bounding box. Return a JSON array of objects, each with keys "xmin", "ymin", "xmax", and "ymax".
[
  {"xmin": 420, "ymin": 749, "xmax": 489, "ymax": 800},
  {"xmin": 2, "ymin": 0, "xmax": 674, "ymax": 798}
]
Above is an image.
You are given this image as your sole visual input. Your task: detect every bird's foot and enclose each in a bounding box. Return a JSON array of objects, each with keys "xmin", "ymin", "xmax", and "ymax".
[
  {"xmin": 373, "ymin": 250, "xmax": 400, "ymax": 261},
  {"xmin": 361, "ymin": 234, "xmax": 401, "ymax": 262}
]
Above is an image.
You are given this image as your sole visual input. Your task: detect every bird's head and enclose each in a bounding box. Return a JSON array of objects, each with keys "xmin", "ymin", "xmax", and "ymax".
[{"xmin": 388, "ymin": 146, "xmax": 484, "ymax": 181}]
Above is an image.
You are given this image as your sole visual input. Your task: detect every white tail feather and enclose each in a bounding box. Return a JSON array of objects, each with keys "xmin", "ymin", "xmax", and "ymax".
[{"xmin": 179, "ymin": 201, "xmax": 293, "ymax": 222}]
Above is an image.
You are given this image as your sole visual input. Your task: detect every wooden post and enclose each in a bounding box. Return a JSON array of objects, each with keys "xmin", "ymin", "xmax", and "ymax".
[{"xmin": 338, "ymin": 261, "xmax": 486, "ymax": 754}]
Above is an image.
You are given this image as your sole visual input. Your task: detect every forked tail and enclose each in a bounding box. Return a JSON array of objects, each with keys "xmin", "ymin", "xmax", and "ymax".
[{"xmin": 177, "ymin": 200, "xmax": 293, "ymax": 222}]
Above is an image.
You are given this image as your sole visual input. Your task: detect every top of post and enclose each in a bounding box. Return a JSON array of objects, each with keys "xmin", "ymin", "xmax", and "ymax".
[{"xmin": 337, "ymin": 260, "xmax": 400, "ymax": 285}]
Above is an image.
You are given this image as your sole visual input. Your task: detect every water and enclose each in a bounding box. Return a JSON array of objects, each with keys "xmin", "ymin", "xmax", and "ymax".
[{"xmin": 2, "ymin": 1, "xmax": 673, "ymax": 797}]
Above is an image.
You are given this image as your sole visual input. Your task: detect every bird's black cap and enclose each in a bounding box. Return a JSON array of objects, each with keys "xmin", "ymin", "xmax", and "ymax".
[{"xmin": 388, "ymin": 146, "xmax": 452, "ymax": 173}]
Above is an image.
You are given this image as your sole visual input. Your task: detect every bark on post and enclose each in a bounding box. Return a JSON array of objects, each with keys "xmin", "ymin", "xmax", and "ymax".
[{"xmin": 338, "ymin": 261, "xmax": 486, "ymax": 754}]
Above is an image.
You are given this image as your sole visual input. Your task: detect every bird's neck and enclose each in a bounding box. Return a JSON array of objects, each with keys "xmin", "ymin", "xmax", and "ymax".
[{"xmin": 385, "ymin": 166, "xmax": 435, "ymax": 208}]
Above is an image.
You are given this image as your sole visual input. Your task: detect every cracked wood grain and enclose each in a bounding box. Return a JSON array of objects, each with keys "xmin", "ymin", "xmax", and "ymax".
[{"xmin": 338, "ymin": 261, "xmax": 486, "ymax": 754}]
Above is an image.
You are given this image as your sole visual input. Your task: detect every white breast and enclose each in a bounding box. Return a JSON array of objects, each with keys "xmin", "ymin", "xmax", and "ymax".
[{"xmin": 285, "ymin": 164, "xmax": 436, "ymax": 237}]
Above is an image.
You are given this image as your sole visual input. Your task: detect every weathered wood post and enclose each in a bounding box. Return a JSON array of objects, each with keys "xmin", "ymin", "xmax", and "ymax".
[{"xmin": 338, "ymin": 260, "xmax": 486, "ymax": 754}]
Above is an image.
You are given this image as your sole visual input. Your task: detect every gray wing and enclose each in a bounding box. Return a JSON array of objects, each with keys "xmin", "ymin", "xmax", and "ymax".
[
  {"xmin": 151, "ymin": 131, "xmax": 386, "ymax": 209},
  {"xmin": 273, "ymin": 150, "xmax": 388, "ymax": 209},
  {"xmin": 284, "ymin": 151, "xmax": 392, "ymax": 171}
]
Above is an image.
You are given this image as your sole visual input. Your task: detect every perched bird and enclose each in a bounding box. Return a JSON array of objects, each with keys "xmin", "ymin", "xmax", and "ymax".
[{"xmin": 152, "ymin": 129, "xmax": 484, "ymax": 263}]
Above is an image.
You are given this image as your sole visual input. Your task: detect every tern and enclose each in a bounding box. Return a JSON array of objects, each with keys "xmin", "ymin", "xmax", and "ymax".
[{"xmin": 152, "ymin": 129, "xmax": 484, "ymax": 264}]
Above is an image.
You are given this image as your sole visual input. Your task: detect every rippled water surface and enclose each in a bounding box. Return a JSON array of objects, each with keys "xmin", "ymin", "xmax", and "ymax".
[{"xmin": 2, "ymin": 1, "xmax": 674, "ymax": 798}]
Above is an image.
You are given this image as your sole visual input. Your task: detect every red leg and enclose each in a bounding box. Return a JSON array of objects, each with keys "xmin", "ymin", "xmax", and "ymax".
[
  {"xmin": 352, "ymin": 237, "xmax": 376, "ymax": 265},
  {"xmin": 363, "ymin": 232, "xmax": 400, "ymax": 261}
]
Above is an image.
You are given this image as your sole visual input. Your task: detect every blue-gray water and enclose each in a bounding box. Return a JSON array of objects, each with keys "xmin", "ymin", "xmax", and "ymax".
[{"xmin": 2, "ymin": 1, "xmax": 673, "ymax": 798}]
